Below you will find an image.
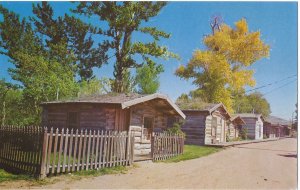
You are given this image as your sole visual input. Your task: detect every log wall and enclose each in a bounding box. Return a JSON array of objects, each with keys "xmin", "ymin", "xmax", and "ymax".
[
  {"xmin": 181, "ymin": 109, "xmax": 229, "ymax": 145},
  {"xmin": 42, "ymin": 104, "xmax": 128, "ymax": 131},
  {"xmin": 240, "ymin": 117, "xmax": 264, "ymax": 140},
  {"xmin": 181, "ymin": 111, "xmax": 207, "ymax": 145},
  {"xmin": 129, "ymin": 102, "xmax": 170, "ymax": 157}
]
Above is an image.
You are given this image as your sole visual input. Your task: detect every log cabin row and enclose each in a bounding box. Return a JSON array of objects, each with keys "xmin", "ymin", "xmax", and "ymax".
[
  {"xmin": 235, "ymin": 113, "xmax": 264, "ymax": 140},
  {"xmin": 176, "ymin": 103, "xmax": 246, "ymax": 145},
  {"xmin": 41, "ymin": 93, "xmax": 277, "ymax": 149},
  {"xmin": 263, "ymin": 116, "xmax": 290, "ymax": 138}
]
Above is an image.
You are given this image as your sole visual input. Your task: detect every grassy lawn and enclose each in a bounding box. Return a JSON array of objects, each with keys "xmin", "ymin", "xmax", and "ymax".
[
  {"xmin": 162, "ymin": 145, "xmax": 222, "ymax": 163},
  {"xmin": 0, "ymin": 165, "xmax": 131, "ymax": 185},
  {"xmin": 0, "ymin": 169, "xmax": 32, "ymax": 183}
]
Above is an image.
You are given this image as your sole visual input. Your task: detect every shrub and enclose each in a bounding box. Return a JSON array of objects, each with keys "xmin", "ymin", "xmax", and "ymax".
[
  {"xmin": 240, "ymin": 128, "xmax": 248, "ymax": 140},
  {"xmin": 166, "ymin": 120, "xmax": 185, "ymax": 138}
]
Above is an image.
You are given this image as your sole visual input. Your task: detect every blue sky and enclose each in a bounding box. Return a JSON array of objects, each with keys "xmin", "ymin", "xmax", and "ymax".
[{"xmin": 0, "ymin": 2, "xmax": 297, "ymax": 120}]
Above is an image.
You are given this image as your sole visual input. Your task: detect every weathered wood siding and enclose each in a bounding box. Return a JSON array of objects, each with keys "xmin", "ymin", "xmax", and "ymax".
[
  {"xmin": 228, "ymin": 123, "xmax": 235, "ymax": 139},
  {"xmin": 41, "ymin": 104, "xmax": 126, "ymax": 131},
  {"xmin": 263, "ymin": 123, "xmax": 276, "ymax": 138},
  {"xmin": 129, "ymin": 102, "xmax": 170, "ymax": 156},
  {"xmin": 240, "ymin": 117, "xmax": 263, "ymax": 140},
  {"xmin": 208, "ymin": 111, "xmax": 228, "ymax": 143},
  {"xmin": 256, "ymin": 118, "xmax": 264, "ymax": 139},
  {"xmin": 228, "ymin": 123, "xmax": 241, "ymax": 139},
  {"xmin": 181, "ymin": 111, "xmax": 207, "ymax": 145},
  {"xmin": 182, "ymin": 108, "xmax": 229, "ymax": 145}
]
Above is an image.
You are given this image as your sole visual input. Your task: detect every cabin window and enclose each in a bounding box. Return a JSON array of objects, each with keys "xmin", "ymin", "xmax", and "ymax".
[{"xmin": 68, "ymin": 112, "xmax": 79, "ymax": 129}]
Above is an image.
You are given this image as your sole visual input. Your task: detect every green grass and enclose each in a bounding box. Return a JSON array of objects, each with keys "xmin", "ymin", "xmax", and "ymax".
[
  {"xmin": 0, "ymin": 169, "xmax": 32, "ymax": 183},
  {"xmin": 162, "ymin": 145, "xmax": 222, "ymax": 163},
  {"xmin": 72, "ymin": 165, "xmax": 128, "ymax": 177}
]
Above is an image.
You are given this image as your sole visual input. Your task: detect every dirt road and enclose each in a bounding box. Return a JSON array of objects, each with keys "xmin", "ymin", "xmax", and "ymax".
[{"xmin": 4, "ymin": 138, "xmax": 298, "ymax": 189}]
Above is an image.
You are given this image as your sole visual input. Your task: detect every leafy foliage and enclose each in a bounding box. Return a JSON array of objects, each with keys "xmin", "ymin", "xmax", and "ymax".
[
  {"xmin": 135, "ymin": 63, "xmax": 164, "ymax": 94},
  {"xmin": 175, "ymin": 18, "xmax": 269, "ymax": 112},
  {"xmin": 78, "ymin": 78, "xmax": 111, "ymax": 98},
  {"xmin": 166, "ymin": 120, "xmax": 185, "ymax": 137},
  {"xmin": 233, "ymin": 92, "xmax": 271, "ymax": 117},
  {"xmin": 176, "ymin": 96, "xmax": 212, "ymax": 110},
  {"xmin": 240, "ymin": 128, "xmax": 248, "ymax": 140},
  {"xmin": 10, "ymin": 52, "xmax": 79, "ymax": 124},
  {"xmin": 73, "ymin": 2, "xmax": 178, "ymax": 92}
]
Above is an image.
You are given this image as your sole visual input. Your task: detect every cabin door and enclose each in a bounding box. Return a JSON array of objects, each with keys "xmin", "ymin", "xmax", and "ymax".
[{"xmin": 143, "ymin": 117, "xmax": 154, "ymax": 140}]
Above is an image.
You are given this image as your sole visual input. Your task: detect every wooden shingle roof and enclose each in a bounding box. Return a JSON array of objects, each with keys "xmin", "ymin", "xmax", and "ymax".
[
  {"xmin": 265, "ymin": 115, "xmax": 289, "ymax": 126},
  {"xmin": 235, "ymin": 113, "xmax": 265, "ymax": 121},
  {"xmin": 41, "ymin": 93, "xmax": 186, "ymax": 119}
]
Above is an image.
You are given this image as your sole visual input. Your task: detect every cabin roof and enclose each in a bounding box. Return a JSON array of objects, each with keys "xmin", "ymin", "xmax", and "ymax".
[
  {"xmin": 265, "ymin": 115, "xmax": 289, "ymax": 126},
  {"xmin": 235, "ymin": 113, "xmax": 265, "ymax": 121},
  {"xmin": 180, "ymin": 103, "xmax": 231, "ymax": 119},
  {"xmin": 41, "ymin": 93, "xmax": 186, "ymax": 119},
  {"xmin": 230, "ymin": 115, "xmax": 246, "ymax": 125}
]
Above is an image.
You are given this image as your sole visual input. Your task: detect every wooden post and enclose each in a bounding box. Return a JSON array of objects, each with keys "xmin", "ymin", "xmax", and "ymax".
[
  {"xmin": 39, "ymin": 127, "xmax": 48, "ymax": 179},
  {"xmin": 99, "ymin": 130, "xmax": 104, "ymax": 168},
  {"xmin": 72, "ymin": 129, "xmax": 79, "ymax": 172}
]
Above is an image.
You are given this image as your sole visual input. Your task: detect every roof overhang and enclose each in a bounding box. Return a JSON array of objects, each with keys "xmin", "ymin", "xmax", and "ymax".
[
  {"xmin": 121, "ymin": 93, "xmax": 186, "ymax": 119},
  {"xmin": 230, "ymin": 116, "xmax": 246, "ymax": 125}
]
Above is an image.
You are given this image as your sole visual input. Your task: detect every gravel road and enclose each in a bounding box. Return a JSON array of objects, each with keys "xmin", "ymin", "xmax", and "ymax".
[{"xmin": 2, "ymin": 138, "xmax": 297, "ymax": 189}]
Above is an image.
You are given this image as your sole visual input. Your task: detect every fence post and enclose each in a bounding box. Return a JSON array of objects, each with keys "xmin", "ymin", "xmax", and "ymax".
[
  {"xmin": 39, "ymin": 127, "xmax": 48, "ymax": 179},
  {"xmin": 151, "ymin": 135, "xmax": 154, "ymax": 161}
]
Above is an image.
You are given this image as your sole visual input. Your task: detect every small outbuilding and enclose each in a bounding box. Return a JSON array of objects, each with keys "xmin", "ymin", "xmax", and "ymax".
[
  {"xmin": 41, "ymin": 93, "xmax": 186, "ymax": 159},
  {"xmin": 236, "ymin": 113, "xmax": 264, "ymax": 140},
  {"xmin": 228, "ymin": 115, "xmax": 246, "ymax": 140},
  {"xmin": 264, "ymin": 116, "xmax": 290, "ymax": 138},
  {"xmin": 178, "ymin": 103, "xmax": 231, "ymax": 145}
]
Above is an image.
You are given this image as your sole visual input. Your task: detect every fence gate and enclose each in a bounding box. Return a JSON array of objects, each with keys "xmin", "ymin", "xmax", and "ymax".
[{"xmin": 151, "ymin": 133, "xmax": 184, "ymax": 161}]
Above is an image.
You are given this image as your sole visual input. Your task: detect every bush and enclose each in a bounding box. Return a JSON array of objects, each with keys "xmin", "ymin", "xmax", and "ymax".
[
  {"xmin": 166, "ymin": 120, "xmax": 185, "ymax": 138},
  {"xmin": 240, "ymin": 128, "xmax": 248, "ymax": 140}
]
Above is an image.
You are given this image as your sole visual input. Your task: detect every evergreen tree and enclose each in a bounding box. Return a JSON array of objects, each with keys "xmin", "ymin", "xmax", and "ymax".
[{"xmin": 73, "ymin": 2, "xmax": 178, "ymax": 93}]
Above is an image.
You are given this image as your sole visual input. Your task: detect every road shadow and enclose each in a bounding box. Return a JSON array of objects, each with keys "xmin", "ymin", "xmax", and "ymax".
[
  {"xmin": 278, "ymin": 153, "xmax": 297, "ymax": 158},
  {"xmin": 235, "ymin": 146, "xmax": 296, "ymax": 153}
]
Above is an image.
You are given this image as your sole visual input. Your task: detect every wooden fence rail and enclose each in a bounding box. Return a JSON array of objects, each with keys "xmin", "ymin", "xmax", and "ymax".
[
  {"xmin": 151, "ymin": 133, "xmax": 184, "ymax": 161},
  {"xmin": 0, "ymin": 126, "xmax": 134, "ymax": 178},
  {"xmin": 0, "ymin": 125, "xmax": 43, "ymax": 175},
  {"xmin": 0, "ymin": 126, "xmax": 183, "ymax": 178},
  {"xmin": 40, "ymin": 128, "xmax": 134, "ymax": 178}
]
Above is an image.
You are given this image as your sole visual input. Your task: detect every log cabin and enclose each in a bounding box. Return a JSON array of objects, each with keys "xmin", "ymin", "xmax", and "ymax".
[
  {"xmin": 235, "ymin": 113, "xmax": 264, "ymax": 140},
  {"xmin": 228, "ymin": 115, "xmax": 245, "ymax": 140},
  {"xmin": 177, "ymin": 103, "xmax": 231, "ymax": 145},
  {"xmin": 41, "ymin": 93, "xmax": 186, "ymax": 159},
  {"xmin": 264, "ymin": 116, "xmax": 290, "ymax": 138}
]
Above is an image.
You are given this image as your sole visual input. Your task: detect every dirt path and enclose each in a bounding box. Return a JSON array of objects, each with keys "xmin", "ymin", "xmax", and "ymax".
[{"xmin": 2, "ymin": 138, "xmax": 297, "ymax": 189}]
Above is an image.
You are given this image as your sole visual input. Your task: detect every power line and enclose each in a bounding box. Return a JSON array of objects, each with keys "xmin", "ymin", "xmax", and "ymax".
[
  {"xmin": 246, "ymin": 74, "xmax": 297, "ymax": 93},
  {"xmin": 262, "ymin": 79, "xmax": 297, "ymax": 96}
]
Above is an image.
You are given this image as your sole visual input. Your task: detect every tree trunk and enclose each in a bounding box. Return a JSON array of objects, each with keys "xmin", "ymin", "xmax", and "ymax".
[
  {"xmin": 1, "ymin": 100, "xmax": 5, "ymax": 126},
  {"xmin": 112, "ymin": 62, "xmax": 124, "ymax": 93}
]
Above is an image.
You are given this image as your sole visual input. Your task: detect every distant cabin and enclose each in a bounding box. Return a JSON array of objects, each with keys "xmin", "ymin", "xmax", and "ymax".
[
  {"xmin": 41, "ymin": 93, "xmax": 186, "ymax": 159},
  {"xmin": 236, "ymin": 113, "xmax": 264, "ymax": 140},
  {"xmin": 264, "ymin": 116, "xmax": 290, "ymax": 138},
  {"xmin": 178, "ymin": 103, "xmax": 232, "ymax": 145},
  {"xmin": 229, "ymin": 115, "xmax": 246, "ymax": 140}
]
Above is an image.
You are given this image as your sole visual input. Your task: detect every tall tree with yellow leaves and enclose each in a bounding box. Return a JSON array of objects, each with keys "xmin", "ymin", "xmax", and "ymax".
[{"xmin": 175, "ymin": 18, "xmax": 269, "ymax": 112}]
